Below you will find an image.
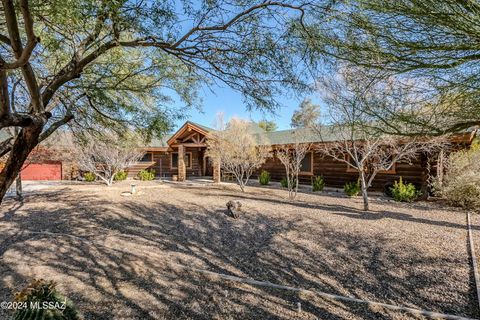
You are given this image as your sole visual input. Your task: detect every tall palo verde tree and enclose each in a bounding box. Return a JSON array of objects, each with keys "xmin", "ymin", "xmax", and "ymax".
[{"xmin": 0, "ymin": 0, "xmax": 328, "ymax": 202}]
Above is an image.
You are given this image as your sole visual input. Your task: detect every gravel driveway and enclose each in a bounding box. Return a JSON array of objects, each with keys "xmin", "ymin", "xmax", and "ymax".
[{"xmin": 0, "ymin": 181, "xmax": 477, "ymax": 319}]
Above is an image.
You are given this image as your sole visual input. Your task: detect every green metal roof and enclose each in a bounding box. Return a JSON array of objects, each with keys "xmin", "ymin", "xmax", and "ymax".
[
  {"xmin": 147, "ymin": 134, "xmax": 172, "ymax": 148},
  {"xmin": 258, "ymin": 126, "xmax": 344, "ymax": 145}
]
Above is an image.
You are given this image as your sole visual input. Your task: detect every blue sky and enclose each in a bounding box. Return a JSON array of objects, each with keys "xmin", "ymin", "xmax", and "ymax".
[
  {"xmin": 165, "ymin": 1, "xmax": 324, "ymax": 132},
  {"xmin": 174, "ymin": 84, "xmax": 322, "ymax": 131}
]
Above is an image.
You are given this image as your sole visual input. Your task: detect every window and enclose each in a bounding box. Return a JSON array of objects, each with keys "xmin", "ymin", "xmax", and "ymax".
[
  {"xmin": 140, "ymin": 152, "xmax": 153, "ymax": 162},
  {"xmin": 171, "ymin": 152, "xmax": 192, "ymax": 169},
  {"xmin": 171, "ymin": 153, "xmax": 178, "ymax": 168},
  {"xmin": 300, "ymin": 152, "xmax": 313, "ymax": 174}
]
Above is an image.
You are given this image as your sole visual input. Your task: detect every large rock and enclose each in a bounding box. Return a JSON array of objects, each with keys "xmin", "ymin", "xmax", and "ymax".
[{"xmin": 226, "ymin": 200, "xmax": 242, "ymax": 219}]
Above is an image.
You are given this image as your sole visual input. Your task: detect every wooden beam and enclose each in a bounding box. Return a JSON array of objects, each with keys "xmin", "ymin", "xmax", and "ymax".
[
  {"xmin": 182, "ymin": 132, "xmax": 197, "ymax": 142},
  {"xmin": 167, "ymin": 121, "xmax": 210, "ymax": 146},
  {"xmin": 140, "ymin": 147, "xmax": 168, "ymax": 152},
  {"xmin": 192, "ymin": 133, "xmax": 201, "ymax": 143},
  {"xmin": 172, "ymin": 143, "xmax": 206, "ymax": 147}
]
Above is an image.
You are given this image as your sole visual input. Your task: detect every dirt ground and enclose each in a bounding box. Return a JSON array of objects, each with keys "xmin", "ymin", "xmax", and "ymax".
[{"xmin": 0, "ymin": 180, "xmax": 478, "ymax": 320}]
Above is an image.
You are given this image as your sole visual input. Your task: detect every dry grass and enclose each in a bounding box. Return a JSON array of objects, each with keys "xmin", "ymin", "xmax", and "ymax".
[{"xmin": 0, "ymin": 180, "xmax": 477, "ymax": 319}]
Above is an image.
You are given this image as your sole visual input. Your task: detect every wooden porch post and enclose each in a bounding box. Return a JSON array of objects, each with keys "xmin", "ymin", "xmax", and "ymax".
[
  {"xmin": 213, "ymin": 160, "xmax": 221, "ymax": 183},
  {"xmin": 178, "ymin": 144, "xmax": 186, "ymax": 181}
]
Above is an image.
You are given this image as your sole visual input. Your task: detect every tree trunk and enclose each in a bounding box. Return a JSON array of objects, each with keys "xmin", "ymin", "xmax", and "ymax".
[
  {"xmin": 359, "ymin": 171, "xmax": 369, "ymax": 211},
  {"xmin": 0, "ymin": 122, "xmax": 44, "ymax": 203},
  {"xmin": 237, "ymin": 173, "xmax": 245, "ymax": 192},
  {"xmin": 294, "ymin": 174, "xmax": 299, "ymax": 199},
  {"xmin": 109, "ymin": 173, "xmax": 116, "ymax": 186},
  {"xmin": 15, "ymin": 174, "xmax": 23, "ymax": 201},
  {"xmin": 436, "ymin": 149, "xmax": 444, "ymax": 188}
]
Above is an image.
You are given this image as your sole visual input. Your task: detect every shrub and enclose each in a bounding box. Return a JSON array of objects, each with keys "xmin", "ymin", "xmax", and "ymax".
[
  {"xmin": 83, "ymin": 172, "xmax": 96, "ymax": 182},
  {"xmin": 344, "ymin": 180, "xmax": 360, "ymax": 196},
  {"xmin": 312, "ymin": 176, "xmax": 325, "ymax": 192},
  {"xmin": 114, "ymin": 170, "xmax": 128, "ymax": 181},
  {"xmin": 441, "ymin": 141, "xmax": 480, "ymax": 209},
  {"xmin": 390, "ymin": 177, "xmax": 421, "ymax": 202},
  {"xmin": 138, "ymin": 169, "xmax": 155, "ymax": 181},
  {"xmin": 258, "ymin": 170, "xmax": 270, "ymax": 185},
  {"xmin": 280, "ymin": 177, "xmax": 297, "ymax": 188},
  {"xmin": 280, "ymin": 177, "xmax": 288, "ymax": 188},
  {"xmin": 14, "ymin": 279, "xmax": 81, "ymax": 320},
  {"xmin": 443, "ymin": 182, "xmax": 480, "ymax": 209}
]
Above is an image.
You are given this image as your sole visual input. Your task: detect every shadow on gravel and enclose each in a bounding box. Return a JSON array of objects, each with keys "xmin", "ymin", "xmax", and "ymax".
[
  {"xmin": 0, "ymin": 187, "xmax": 477, "ymax": 319},
  {"xmin": 214, "ymin": 190, "xmax": 476, "ymax": 231}
]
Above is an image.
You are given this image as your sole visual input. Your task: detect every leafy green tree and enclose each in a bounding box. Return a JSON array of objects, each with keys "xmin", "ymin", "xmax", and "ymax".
[
  {"xmin": 0, "ymin": 0, "xmax": 323, "ymax": 201},
  {"xmin": 299, "ymin": 0, "xmax": 480, "ymax": 135},
  {"xmin": 291, "ymin": 98, "xmax": 320, "ymax": 128},
  {"xmin": 258, "ymin": 120, "xmax": 278, "ymax": 132}
]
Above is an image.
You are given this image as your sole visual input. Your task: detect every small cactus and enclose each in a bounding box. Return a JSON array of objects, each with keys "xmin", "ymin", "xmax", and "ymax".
[{"xmin": 13, "ymin": 279, "xmax": 81, "ymax": 320}]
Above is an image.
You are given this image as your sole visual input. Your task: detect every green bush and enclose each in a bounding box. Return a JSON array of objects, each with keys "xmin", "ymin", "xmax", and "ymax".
[
  {"xmin": 344, "ymin": 180, "xmax": 360, "ymax": 196},
  {"xmin": 13, "ymin": 279, "xmax": 81, "ymax": 320},
  {"xmin": 312, "ymin": 176, "xmax": 325, "ymax": 192},
  {"xmin": 114, "ymin": 170, "xmax": 128, "ymax": 181},
  {"xmin": 390, "ymin": 177, "xmax": 421, "ymax": 202},
  {"xmin": 280, "ymin": 177, "xmax": 288, "ymax": 188},
  {"xmin": 83, "ymin": 172, "xmax": 96, "ymax": 182},
  {"xmin": 258, "ymin": 170, "xmax": 270, "ymax": 185},
  {"xmin": 138, "ymin": 169, "xmax": 155, "ymax": 181}
]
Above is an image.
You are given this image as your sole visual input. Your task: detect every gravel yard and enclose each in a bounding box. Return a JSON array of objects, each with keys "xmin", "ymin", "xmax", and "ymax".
[{"xmin": 0, "ymin": 181, "xmax": 478, "ymax": 319}]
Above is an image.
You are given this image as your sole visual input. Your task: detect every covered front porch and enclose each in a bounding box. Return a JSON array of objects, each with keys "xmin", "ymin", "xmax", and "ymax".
[{"xmin": 167, "ymin": 122, "xmax": 220, "ymax": 182}]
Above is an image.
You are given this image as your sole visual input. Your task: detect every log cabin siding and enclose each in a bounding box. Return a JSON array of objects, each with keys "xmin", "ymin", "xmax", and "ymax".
[
  {"xmin": 257, "ymin": 151, "xmax": 428, "ymax": 192},
  {"xmin": 180, "ymin": 148, "xmax": 202, "ymax": 177},
  {"xmin": 128, "ymin": 148, "xmax": 204, "ymax": 178}
]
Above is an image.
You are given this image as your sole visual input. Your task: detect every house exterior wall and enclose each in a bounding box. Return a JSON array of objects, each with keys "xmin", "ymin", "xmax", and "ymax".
[
  {"xmin": 128, "ymin": 148, "xmax": 204, "ymax": 178},
  {"xmin": 257, "ymin": 151, "xmax": 428, "ymax": 192},
  {"xmin": 22, "ymin": 122, "xmax": 471, "ymax": 189}
]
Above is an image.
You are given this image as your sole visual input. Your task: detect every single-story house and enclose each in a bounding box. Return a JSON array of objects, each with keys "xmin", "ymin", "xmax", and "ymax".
[
  {"xmin": 128, "ymin": 121, "xmax": 477, "ymax": 192},
  {"xmin": 1, "ymin": 121, "xmax": 477, "ymax": 193}
]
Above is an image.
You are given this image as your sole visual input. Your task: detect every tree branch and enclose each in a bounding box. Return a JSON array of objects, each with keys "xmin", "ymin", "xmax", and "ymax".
[
  {"xmin": 1, "ymin": 0, "xmax": 38, "ymax": 69},
  {"xmin": 39, "ymin": 113, "xmax": 74, "ymax": 142},
  {"xmin": 172, "ymin": 2, "xmax": 306, "ymax": 48},
  {"xmin": 1, "ymin": 0, "xmax": 41, "ymax": 112},
  {"xmin": 0, "ymin": 137, "xmax": 13, "ymax": 158}
]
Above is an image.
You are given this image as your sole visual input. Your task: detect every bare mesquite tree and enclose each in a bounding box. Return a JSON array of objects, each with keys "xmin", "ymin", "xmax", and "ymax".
[
  {"xmin": 318, "ymin": 134, "xmax": 440, "ymax": 211},
  {"xmin": 0, "ymin": 0, "xmax": 327, "ymax": 203},
  {"xmin": 207, "ymin": 118, "xmax": 271, "ymax": 192},
  {"xmin": 276, "ymin": 130, "xmax": 311, "ymax": 200},
  {"xmin": 75, "ymin": 133, "xmax": 143, "ymax": 186},
  {"xmin": 317, "ymin": 69, "xmax": 445, "ymax": 211}
]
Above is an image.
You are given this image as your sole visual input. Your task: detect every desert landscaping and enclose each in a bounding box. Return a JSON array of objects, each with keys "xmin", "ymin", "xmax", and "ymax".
[
  {"xmin": 0, "ymin": 181, "xmax": 477, "ymax": 319},
  {"xmin": 1, "ymin": 1, "xmax": 480, "ymax": 319}
]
